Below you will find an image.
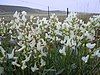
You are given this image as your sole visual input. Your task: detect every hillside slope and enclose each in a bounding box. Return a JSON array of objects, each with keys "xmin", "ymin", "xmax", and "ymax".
[{"xmin": 0, "ymin": 5, "xmax": 66, "ymax": 14}]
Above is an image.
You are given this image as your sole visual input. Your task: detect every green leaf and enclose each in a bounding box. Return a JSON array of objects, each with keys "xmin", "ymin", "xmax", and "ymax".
[{"xmin": 56, "ymin": 68, "xmax": 65, "ymax": 75}]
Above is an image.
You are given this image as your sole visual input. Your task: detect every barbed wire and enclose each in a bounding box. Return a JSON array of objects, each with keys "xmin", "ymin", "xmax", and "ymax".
[
  {"xmin": 18, "ymin": 0, "xmax": 48, "ymax": 7},
  {"xmin": 18, "ymin": 0, "xmax": 62, "ymax": 11}
]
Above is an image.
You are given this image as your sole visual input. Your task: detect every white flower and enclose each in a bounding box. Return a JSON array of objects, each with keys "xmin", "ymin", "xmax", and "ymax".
[
  {"xmin": 84, "ymin": 31, "xmax": 90, "ymax": 37},
  {"xmin": 21, "ymin": 54, "xmax": 31, "ymax": 70},
  {"xmin": 59, "ymin": 46, "xmax": 66, "ymax": 55},
  {"xmin": 15, "ymin": 18, "xmax": 20, "ymax": 23},
  {"xmin": 92, "ymin": 50, "xmax": 100, "ymax": 57},
  {"xmin": 7, "ymin": 49, "xmax": 14, "ymax": 59},
  {"xmin": 71, "ymin": 40, "xmax": 76, "ymax": 46},
  {"xmin": 22, "ymin": 15, "xmax": 27, "ymax": 22},
  {"xmin": 9, "ymin": 30, "xmax": 12, "ymax": 34},
  {"xmin": 66, "ymin": 38, "xmax": 72, "ymax": 47},
  {"xmin": 12, "ymin": 59, "xmax": 21, "ymax": 67},
  {"xmin": 12, "ymin": 62, "xmax": 21, "ymax": 67},
  {"xmin": 21, "ymin": 61, "xmax": 27, "ymax": 70},
  {"xmin": 86, "ymin": 43, "xmax": 96, "ymax": 49},
  {"xmin": 40, "ymin": 50, "xmax": 47, "ymax": 57},
  {"xmin": 31, "ymin": 63, "xmax": 39, "ymax": 72},
  {"xmin": 41, "ymin": 18, "xmax": 48, "ymax": 24},
  {"xmin": 37, "ymin": 41, "xmax": 43, "ymax": 51},
  {"xmin": 22, "ymin": 11, "xmax": 27, "ymax": 16},
  {"xmin": 45, "ymin": 33, "xmax": 51, "ymax": 39},
  {"xmin": 82, "ymin": 55, "xmax": 89, "ymax": 63},
  {"xmin": 56, "ymin": 37, "xmax": 61, "ymax": 41},
  {"xmin": 84, "ymin": 31, "xmax": 95, "ymax": 41},
  {"xmin": 30, "ymin": 15, "xmax": 34, "ymax": 20},
  {"xmin": 24, "ymin": 54, "xmax": 31, "ymax": 62},
  {"xmin": 0, "ymin": 41, "xmax": 1, "ymax": 45},
  {"xmin": 16, "ymin": 45, "xmax": 26, "ymax": 52},
  {"xmin": 0, "ymin": 18, "xmax": 1, "ymax": 22},
  {"xmin": 17, "ymin": 33, "xmax": 23, "ymax": 40},
  {"xmin": 40, "ymin": 58, "xmax": 46, "ymax": 67},
  {"xmin": 56, "ymin": 24, "xmax": 61, "ymax": 30},
  {"xmin": 50, "ymin": 13, "xmax": 56, "ymax": 19},
  {"xmin": 41, "ymin": 39, "xmax": 46, "ymax": 46},
  {"xmin": 70, "ymin": 31, "xmax": 75, "ymax": 39},
  {"xmin": 27, "ymin": 33, "xmax": 32, "ymax": 41},
  {"xmin": 13, "ymin": 11, "xmax": 18, "ymax": 18},
  {"xmin": 0, "ymin": 46, "xmax": 5, "ymax": 56},
  {"xmin": 29, "ymin": 40, "xmax": 36, "ymax": 48}
]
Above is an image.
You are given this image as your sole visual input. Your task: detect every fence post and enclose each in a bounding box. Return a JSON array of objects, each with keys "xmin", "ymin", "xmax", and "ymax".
[
  {"xmin": 48, "ymin": 6, "xmax": 50, "ymax": 19},
  {"xmin": 66, "ymin": 8, "xmax": 69, "ymax": 17}
]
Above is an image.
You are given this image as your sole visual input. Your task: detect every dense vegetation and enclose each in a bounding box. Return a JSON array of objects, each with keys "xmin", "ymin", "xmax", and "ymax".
[{"xmin": 0, "ymin": 11, "xmax": 100, "ymax": 75}]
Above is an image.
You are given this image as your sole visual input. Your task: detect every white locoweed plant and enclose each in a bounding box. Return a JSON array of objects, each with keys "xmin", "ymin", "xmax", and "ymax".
[{"xmin": 0, "ymin": 11, "xmax": 100, "ymax": 75}]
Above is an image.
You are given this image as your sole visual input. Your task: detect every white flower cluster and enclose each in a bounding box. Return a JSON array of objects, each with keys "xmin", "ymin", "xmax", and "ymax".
[{"xmin": 0, "ymin": 11, "xmax": 100, "ymax": 73}]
